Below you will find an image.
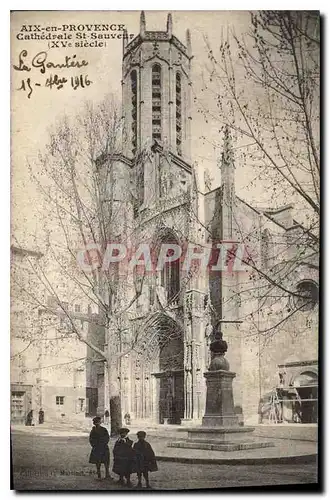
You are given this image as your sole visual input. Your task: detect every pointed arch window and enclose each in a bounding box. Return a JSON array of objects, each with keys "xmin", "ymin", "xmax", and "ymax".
[
  {"xmin": 131, "ymin": 70, "xmax": 137, "ymax": 156},
  {"xmin": 152, "ymin": 64, "xmax": 162, "ymax": 142},
  {"xmin": 159, "ymin": 234, "xmax": 180, "ymax": 302},
  {"xmin": 176, "ymin": 72, "xmax": 182, "ymax": 155}
]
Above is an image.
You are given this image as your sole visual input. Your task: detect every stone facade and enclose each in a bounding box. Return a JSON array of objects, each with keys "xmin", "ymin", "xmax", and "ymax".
[
  {"xmin": 11, "ymin": 12, "xmax": 319, "ymax": 428},
  {"xmin": 109, "ymin": 12, "xmax": 319, "ymax": 426},
  {"xmin": 10, "ymin": 246, "xmax": 104, "ymax": 425}
]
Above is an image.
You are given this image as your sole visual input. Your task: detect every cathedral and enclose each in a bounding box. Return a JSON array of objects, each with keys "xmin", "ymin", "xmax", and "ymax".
[
  {"xmin": 100, "ymin": 12, "xmax": 319, "ymax": 426},
  {"xmin": 11, "ymin": 11, "xmax": 318, "ymax": 428}
]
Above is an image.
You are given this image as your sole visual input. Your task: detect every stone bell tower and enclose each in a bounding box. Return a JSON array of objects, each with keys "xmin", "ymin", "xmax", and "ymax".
[
  {"xmin": 122, "ymin": 11, "xmax": 192, "ymax": 161},
  {"xmin": 120, "ymin": 12, "xmax": 194, "ymax": 211},
  {"xmin": 115, "ymin": 12, "xmax": 211, "ymax": 426}
]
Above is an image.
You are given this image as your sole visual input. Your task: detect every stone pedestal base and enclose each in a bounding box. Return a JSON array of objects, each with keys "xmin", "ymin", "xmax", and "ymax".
[
  {"xmin": 169, "ymin": 426, "xmax": 274, "ymax": 452},
  {"xmin": 168, "ymin": 355, "xmax": 275, "ymax": 452},
  {"xmin": 202, "ymin": 415, "xmax": 239, "ymax": 427},
  {"xmin": 203, "ymin": 370, "xmax": 238, "ymax": 426},
  {"xmin": 168, "ymin": 367, "xmax": 274, "ymax": 452},
  {"xmin": 168, "ymin": 440, "xmax": 274, "ymax": 452},
  {"xmin": 188, "ymin": 426, "xmax": 255, "ymax": 442}
]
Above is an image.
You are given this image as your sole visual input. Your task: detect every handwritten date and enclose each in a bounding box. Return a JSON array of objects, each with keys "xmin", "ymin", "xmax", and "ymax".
[{"xmin": 18, "ymin": 74, "xmax": 92, "ymax": 98}]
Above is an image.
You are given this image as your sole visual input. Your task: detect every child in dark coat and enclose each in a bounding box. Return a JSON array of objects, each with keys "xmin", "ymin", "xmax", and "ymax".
[
  {"xmin": 89, "ymin": 416, "xmax": 111, "ymax": 480},
  {"xmin": 112, "ymin": 427, "xmax": 134, "ymax": 486},
  {"xmin": 133, "ymin": 431, "xmax": 158, "ymax": 489}
]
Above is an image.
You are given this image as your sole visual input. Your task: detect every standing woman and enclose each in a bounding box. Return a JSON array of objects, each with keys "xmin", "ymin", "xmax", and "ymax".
[
  {"xmin": 25, "ymin": 410, "xmax": 33, "ymax": 426},
  {"xmin": 89, "ymin": 416, "xmax": 111, "ymax": 480}
]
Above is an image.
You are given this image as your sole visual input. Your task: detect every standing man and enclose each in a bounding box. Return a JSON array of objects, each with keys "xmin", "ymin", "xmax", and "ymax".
[{"xmin": 38, "ymin": 408, "xmax": 44, "ymax": 424}]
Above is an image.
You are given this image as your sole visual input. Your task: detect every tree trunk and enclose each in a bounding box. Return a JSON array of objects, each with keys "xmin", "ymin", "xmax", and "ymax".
[{"xmin": 107, "ymin": 358, "xmax": 122, "ymax": 436}]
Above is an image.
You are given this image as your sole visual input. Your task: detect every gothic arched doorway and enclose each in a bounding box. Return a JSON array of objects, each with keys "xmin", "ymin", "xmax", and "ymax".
[
  {"xmin": 134, "ymin": 313, "xmax": 185, "ymax": 425},
  {"xmin": 157, "ymin": 332, "xmax": 184, "ymax": 424}
]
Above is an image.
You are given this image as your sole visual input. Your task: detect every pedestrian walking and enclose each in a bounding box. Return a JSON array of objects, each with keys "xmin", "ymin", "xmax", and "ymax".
[
  {"xmin": 88, "ymin": 416, "xmax": 111, "ymax": 480},
  {"xmin": 133, "ymin": 431, "xmax": 158, "ymax": 489},
  {"xmin": 38, "ymin": 409, "xmax": 44, "ymax": 424},
  {"xmin": 124, "ymin": 412, "xmax": 131, "ymax": 426},
  {"xmin": 112, "ymin": 427, "xmax": 134, "ymax": 487}
]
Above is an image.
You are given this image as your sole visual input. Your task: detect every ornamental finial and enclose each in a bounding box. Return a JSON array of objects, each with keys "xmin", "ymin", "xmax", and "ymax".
[
  {"xmin": 167, "ymin": 13, "xmax": 173, "ymax": 37},
  {"xmin": 186, "ymin": 29, "xmax": 192, "ymax": 56},
  {"xmin": 140, "ymin": 11, "xmax": 146, "ymax": 37}
]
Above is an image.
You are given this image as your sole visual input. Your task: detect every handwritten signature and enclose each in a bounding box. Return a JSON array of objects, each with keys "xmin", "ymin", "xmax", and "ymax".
[{"xmin": 13, "ymin": 50, "xmax": 88, "ymax": 75}]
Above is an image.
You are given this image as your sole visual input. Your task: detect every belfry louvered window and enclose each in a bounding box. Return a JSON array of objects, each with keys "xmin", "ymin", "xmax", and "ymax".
[
  {"xmin": 152, "ymin": 64, "xmax": 162, "ymax": 142},
  {"xmin": 176, "ymin": 72, "xmax": 182, "ymax": 155},
  {"xmin": 131, "ymin": 70, "xmax": 137, "ymax": 156}
]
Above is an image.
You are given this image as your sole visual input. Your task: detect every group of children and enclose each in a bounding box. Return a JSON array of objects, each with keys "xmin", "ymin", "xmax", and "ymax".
[{"xmin": 89, "ymin": 416, "xmax": 158, "ymax": 489}]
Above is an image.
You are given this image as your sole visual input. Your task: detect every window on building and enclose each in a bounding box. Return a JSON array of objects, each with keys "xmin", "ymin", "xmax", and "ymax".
[
  {"xmin": 61, "ymin": 301, "xmax": 69, "ymax": 311},
  {"xmin": 78, "ymin": 398, "xmax": 85, "ymax": 412},
  {"xmin": 152, "ymin": 64, "xmax": 162, "ymax": 142},
  {"xmin": 160, "ymin": 234, "xmax": 180, "ymax": 302},
  {"xmin": 59, "ymin": 317, "xmax": 67, "ymax": 330},
  {"xmin": 131, "ymin": 70, "xmax": 137, "ymax": 156},
  {"xmin": 74, "ymin": 304, "xmax": 81, "ymax": 313},
  {"xmin": 176, "ymin": 72, "xmax": 182, "ymax": 155},
  {"xmin": 47, "ymin": 295, "xmax": 58, "ymax": 308},
  {"xmin": 11, "ymin": 391, "xmax": 25, "ymax": 421},
  {"xmin": 293, "ymin": 280, "xmax": 318, "ymax": 312},
  {"xmin": 56, "ymin": 396, "xmax": 65, "ymax": 405}
]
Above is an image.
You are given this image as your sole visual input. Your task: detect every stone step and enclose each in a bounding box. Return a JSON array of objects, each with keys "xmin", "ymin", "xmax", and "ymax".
[
  {"xmin": 172, "ymin": 436, "xmax": 270, "ymax": 445},
  {"xmin": 168, "ymin": 439, "xmax": 275, "ymax": 452}
]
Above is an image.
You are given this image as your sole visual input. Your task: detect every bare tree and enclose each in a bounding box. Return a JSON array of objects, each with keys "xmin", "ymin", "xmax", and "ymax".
[
  {"xmin": 11, "ymin": 96, "xmax": 151, "ymax": 433},
  {"xmin": 12, "ymin": 94, "xmax": 202, "ymax": 433},
  {"xmin": 196, "ymin": 11, "xmax": 319, "ymax": 337}
]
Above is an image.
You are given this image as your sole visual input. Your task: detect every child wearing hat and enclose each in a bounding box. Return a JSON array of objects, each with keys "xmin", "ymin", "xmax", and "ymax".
[
  {"xmin": 133, "ymin": 431, "xmax": 158, "ymax": 489},
  {"xmin": 112, "ymin": 428, "xmax": 134, "ymax": 486},
  {"xmin": 89, "ymin": 416, "xmax": 111, "ymax": 480}
]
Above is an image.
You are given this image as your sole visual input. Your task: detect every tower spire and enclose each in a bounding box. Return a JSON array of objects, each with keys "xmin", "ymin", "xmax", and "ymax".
[
  {"xmin": 167, "ymin": 13, "xmax": 173, "ymax": 37},
  {"xmin": 140, "ymin": 11, "xmax": 146, "ymax": 37},
  {"xmin": 221, "ymin": 125, "xmax": 234, "ymax": 168},
  {"xmin": 122, "ymin": 28, "xmax": 128, "ymax": 54},
  {"xmin": 186, "ymin": 29, "xmax": 192, "ymax": 57}
]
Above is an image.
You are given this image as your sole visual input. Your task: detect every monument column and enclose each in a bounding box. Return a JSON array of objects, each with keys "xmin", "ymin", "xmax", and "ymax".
[
  {"xmin": 202, "ymin": 331, "xmax": 238, "ymax": 427},
  {"xmin": 169, "ymin": 325, "xmax": 273, "ymax": 452}
]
